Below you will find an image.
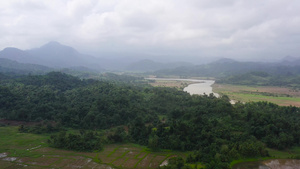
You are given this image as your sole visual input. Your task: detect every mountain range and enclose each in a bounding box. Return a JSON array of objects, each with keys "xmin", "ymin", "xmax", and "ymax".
[
  {"xmin": 0, "ymin": 41, "xmax": 195, "ymax": 72},
  {"xmin": 154, "ymin": 57, "xmax": 300, "ymax": 77},
  {"xmin": 0, "ymin": 41, "xmax": 104, "ymax": 71}
]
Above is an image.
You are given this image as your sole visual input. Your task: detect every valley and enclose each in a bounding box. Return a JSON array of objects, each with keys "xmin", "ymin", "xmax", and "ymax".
[{"xmin": 1, "ymin": 42, "xmax": 300, "ymax": 169}]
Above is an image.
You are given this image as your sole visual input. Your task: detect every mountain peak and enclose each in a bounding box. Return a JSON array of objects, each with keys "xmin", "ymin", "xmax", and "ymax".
[
  {"xmin": 41, "ymin": 41, "xmax": 65, "ymax": 48},
  {"xmin": 37, "ymin": 41, "xmax": 78, "ymax": 55},
  {"xmin": 46, "ymin": 41, "xmax": 61, "ymax": 46},
  {"xmin": 2, "ymin": 47, "xmax": 24, "ymax": 52}
]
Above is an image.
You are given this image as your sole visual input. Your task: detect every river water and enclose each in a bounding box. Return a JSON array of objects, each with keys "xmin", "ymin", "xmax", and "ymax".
[
  {"xmin": 183, "ymin": 80, "xmax": 219, "ymax": 97},
  {"xmin": 146, "ymin": 78, "xmax": 219, "ymax": 97},
  {"xmin": 148, "ymin": 78, "xmax": 300, "ymax": 168}
]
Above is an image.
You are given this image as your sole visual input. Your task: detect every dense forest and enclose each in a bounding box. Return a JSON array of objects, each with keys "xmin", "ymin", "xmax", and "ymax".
[{"xmin": 1, "ymin": 72, "xmax": 300, "ymax": 168}]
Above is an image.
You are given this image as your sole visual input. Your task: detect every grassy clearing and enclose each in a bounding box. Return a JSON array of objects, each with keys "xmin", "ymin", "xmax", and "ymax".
[
  {"xmin": 0, "ymin": 126, "xmax": 188, "ymax": 169},
  {"xmin": 230, "ymin": 147, "xmax": 300, "ymax": 167},
  {"xmin": 213, "ymin": 84, "xmax": 300, "ymax": 107},
  {"xmin": 0, "ymin": 126, "xmax": 48, "ymax": 157}
]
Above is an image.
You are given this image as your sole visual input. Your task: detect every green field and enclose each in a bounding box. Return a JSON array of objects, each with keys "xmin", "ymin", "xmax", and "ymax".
[
  {"xmin": 213, "ymin": 84, "xmax": 300, "ymax": 107},
  {"xmin": 0, "ymin": 126, "xmax": 188, "ymax": 169}
]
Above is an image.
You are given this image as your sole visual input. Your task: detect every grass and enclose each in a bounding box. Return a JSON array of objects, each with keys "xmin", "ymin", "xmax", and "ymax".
[
  {"xmin": 230, "ymin": 147, "xmax": 300, "ymax": 167},
  {"xmin": 230, "ymin": 157, "xmax": 271, "ymax": 167},
  {"xmin": 0, "ymin": 126, "xmax": 48, "ymax": 157},
  {"xmin": 213, "ymin": 83, "xmax": 300, "ymax": 107},
  {"xmin": 186, "ymin": 162, "xmax": 205, "ymax": 169},
  {"xmin": 0, "ymin": 126, "xmax": 187, "ymax": 169}
]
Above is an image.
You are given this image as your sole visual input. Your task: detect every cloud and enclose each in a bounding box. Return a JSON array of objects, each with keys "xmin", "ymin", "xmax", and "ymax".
[{"xmin": 0, "ymin": 0, "xmax": 300, "ymax": 61}]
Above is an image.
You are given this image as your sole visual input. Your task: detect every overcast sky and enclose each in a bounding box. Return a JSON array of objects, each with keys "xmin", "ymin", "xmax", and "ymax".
[{"xmin": 0, "ymin": 0, "xmax": 300, "ymax": 62}]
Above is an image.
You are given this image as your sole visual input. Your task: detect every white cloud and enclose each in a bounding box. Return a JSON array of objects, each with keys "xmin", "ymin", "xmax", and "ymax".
[{"xmin": 0, "ymin": 0, "xmax": 300, "ymax": 61}]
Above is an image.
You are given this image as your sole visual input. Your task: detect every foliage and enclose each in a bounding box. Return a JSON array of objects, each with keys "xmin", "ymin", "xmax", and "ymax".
[
  {"xmin": 1, "ymin": 72, "xmax": 300, "ymax": 167},
  {"xmin": 217, "ymin": 71, "xmax": 300, "ymax": 89},
  {"xmin": 159, "ymin": 157, "xmax": 193, "ymax": 169},
  {"xmin": 18, "ymin": 122, "xmax": 61, "ymax": 134},
  {"xmin": 48, "ymin": 130, "xmax": 103, "ymax": 152}
]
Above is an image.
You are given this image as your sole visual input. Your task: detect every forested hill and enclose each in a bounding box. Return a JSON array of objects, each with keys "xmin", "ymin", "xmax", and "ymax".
[
  {"xmin": 217, "ymin": 71, "xmax": 300, "ymax": 89},
  {"xmin": 0, "ymin": 58, "xmax": 52, "ymax": 74},
  {"xmin": 1, "ymin": 72, "xmax": 300, "ymax": 168},
  {"xmin": 154, "ymin": 59, "xmax": 300, "ymax": 78}
]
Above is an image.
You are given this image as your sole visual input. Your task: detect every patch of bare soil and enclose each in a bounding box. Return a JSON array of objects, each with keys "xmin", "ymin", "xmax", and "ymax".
[
  {"xmin": 98, "ymin": 155, "xmax": 116, "ymax": 163},
  {"xmin": 136, "ymin": 152, "xmax": 147, "ymax": 158},
  {"xmin": 16, "ymin": 157, "xmax": 32, "ymax": 163},
  {"xmin": 83, "ymin": 162, "xmax": 114, "ymax": 169},
  {"xmin": 125, "ymin": 151, "xmax": 140, "ymax": 158},
  {"xmin": 63, "ymin": 158, "xmax": 92, "ymax": 169},
  {"xmin": 26, "ymin": 157, "xmax": 59, "ymax": 166},
  {"xmin": 0, "ymin": 160, "xmax": 14, "ymax": 168},
  {"xmin": 33, "ymin": 147, "xmax": 54, "ymax": 153},
  {"xmin": 50, "ymin": 158, "xmax": 75, "ymax": 168},
  {"xmin": 77, "ymin": 152, "xmax": 97, "ymax": 158},
  {"xmin": 258, "ymin": 87, "xmax": 300, "ymax": 97},
  {"xmin": 136, "ymin": 154, "xmax": 155, "ymax": 168},
  {"xmin": 112, "ymin": 158, "xmax": 126, "ymax": 166},
  {"xmin": 149, "ymin": 155, "xmax": 167, "ymax": 168},
  {"xmin": 122, "ymin": 158, "xmax": 140, "ymax": 168}
]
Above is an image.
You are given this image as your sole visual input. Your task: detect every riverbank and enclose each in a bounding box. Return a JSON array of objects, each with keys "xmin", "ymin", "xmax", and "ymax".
[
  {"xmin": 146, "ymin": 78, "xmax": 195, "ymax": 89},
  {"xmin": 146, "ymin": 78, "xmax": 219, "ymax": 97}
]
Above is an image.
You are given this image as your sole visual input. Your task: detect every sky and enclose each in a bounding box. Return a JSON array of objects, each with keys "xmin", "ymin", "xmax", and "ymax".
[{"xmin": 0, "ymin": 0, "xmax": 300, "ymax": 63}]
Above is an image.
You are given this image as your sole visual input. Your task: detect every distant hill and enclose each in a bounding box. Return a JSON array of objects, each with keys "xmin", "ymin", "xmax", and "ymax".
[
  {"xmin": 280, "ymin": 56, "xmax": 300, "ymax": 66},
  {"xmin": 0, "ymin": 47, "xmax": 31, "ymax": 62},
  {"xmin": 0, "ymin": 41, "xmax": 104, "ymax": 71},
  {"xmin": 154, "ymin": 58, "xmax": 300, "ymax": 78},
  {"xmin": 217, "ymin": 71, "xmax": 300, "ymax": 89},
  {"xmin": 126, "ymin": 59, "xmax": 193, "ymax": 72},
  {"xmin": 0, "ymin": 58, "xmax": 52, "ymax": 74}
]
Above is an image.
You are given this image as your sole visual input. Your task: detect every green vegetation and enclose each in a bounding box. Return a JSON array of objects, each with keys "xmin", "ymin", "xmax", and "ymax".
[
  {"xmin": 0, "ymin": 58, "xmax": 52, "ymax": 75},
  {"xmin": 213, "ymin": 83, "xmax": 300, "ymax": 107},
  {"xmin": 0, "ymin": 126, "xmax": 187, "ymax": 168},
  {"xmin": 217, "ymin": 71, "xmax": 300, "ymax": 89},
  {"xmin": 48, "ymin": 131, "xmax": 103, "ymax": 152},
  {"xmin": 1, "ymin": 72, "xmax": 300, "ymax": 168},
  {"xmin": 0, "ymin": 126, "xmax": 47, "ymax": 157}
]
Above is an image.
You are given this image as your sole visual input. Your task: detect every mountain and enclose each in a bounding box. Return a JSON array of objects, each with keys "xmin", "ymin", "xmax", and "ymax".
[
  {"xmin": 154, "ymin": 58, "xmax": 300, "ymax": 78},
  {"xmin": 280, "ymin": 56, "xmax": 300, "ymax": 66},
  {"xmin": 212, "ymin": 58, "xmax": 237, "ymax": 64},
  {"xmin": 27, "ymin": 41, "xmax": 104, "ymax": 70},
  {"xmin": 126, "ymin": 59, "xmax": 193, "ymax": 72},
  {"xmin": 0, "ymin": 47, "xmax": 31, "ymax": 62},
  {"xmin": 0, "ymin": 41, "xmax": 104, "ymax": 71},
  {"xmin": 0, "ymin": 58, "xmax": 52, "ymax": 74}
]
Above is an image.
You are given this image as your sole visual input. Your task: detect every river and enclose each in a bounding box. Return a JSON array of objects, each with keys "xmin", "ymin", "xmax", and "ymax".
[
  {"xmin": 146, "ymin": 78, "xmax": 219, "ymax": 97},
  {"xmin": 183, "ymin": 80, "xmax": 219, "ymax": 97}
]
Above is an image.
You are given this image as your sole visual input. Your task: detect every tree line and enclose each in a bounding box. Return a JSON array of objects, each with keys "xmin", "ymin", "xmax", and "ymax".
[{"xmin": 1, "ymin": 72, "xmax": 300, "ymax": 168}]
